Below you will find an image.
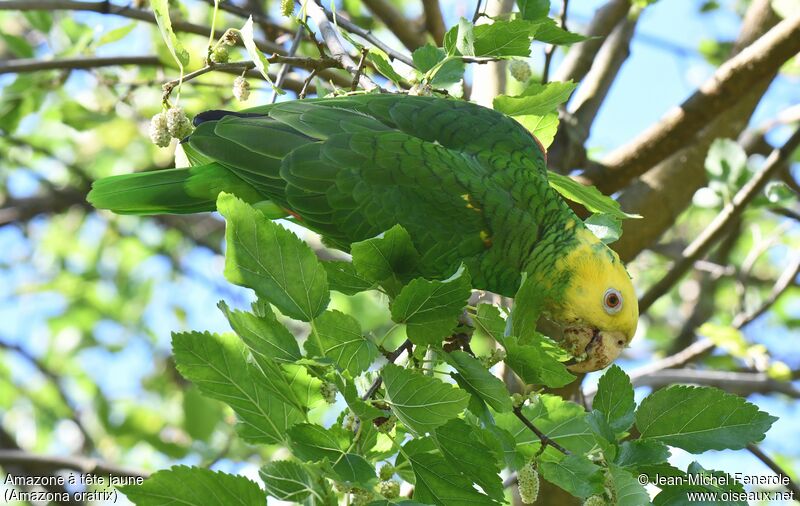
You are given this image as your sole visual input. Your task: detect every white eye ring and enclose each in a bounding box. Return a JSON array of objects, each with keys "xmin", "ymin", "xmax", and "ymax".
[{"xmin": 603, "ymin": 288, "xmax": 623, "ymax": 314}]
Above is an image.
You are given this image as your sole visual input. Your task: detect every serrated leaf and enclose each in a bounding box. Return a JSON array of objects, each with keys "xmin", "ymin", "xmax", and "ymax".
[
  {"xmin": 150, "ymin": 0, "xmax": 189, "ymax": 67},
  {"xmin": 410, "ymin": 452, "xmax": 497, "ymax": 505},
  {"xmin": 585, "ymin": 213, "xmax": 622, "ymax": 244},
  {"xmin": 473, "ymin": 304, "xmax": 507, "ymax": 345},
  {"xmin": 323, "ymin": 260, "xmax": 376, "ymax": 295},
  {"xmin": 172, "ymin": 332, "xmax": 303, "ymax": 445},
  {"xmin": 516, "ymin": 0, "xmax": 550, "ymax": 20},
  {"xmin": 434, "ymin": 419, "xmax": 505, "ymax": 501},
  {"xmin": 547, "ymin": 171, "xmax": 641, "ymax": 220},
  {"xmin": 218, "ymin": 301, "xmax": 301, "ymax": 364},
  {"xmin": 240, "ymin": 17, "xmax": 272, "ymax": 83},
  {"xmin": 504, "ymin": 335, "xmax": 575, "ymax": 387},
  {"xmin": 635, "ymin": 385, "xmax": 777, "ymax": 453},
  {"xmin": 413, "ymin": 44, "xmax": 445, "ymax": 73},
  {"xmin": 382, "ymin": 364, "xmax": 469, "ymax": 435},
  {"xmin": 513, "ymin": 111, "xmax": 559, "ymax": 148},
  {"xmin": 331, "ymin": 453, "xmax": 377, "ymax": 486},
  {"xmin": 307, "ymin": 310, "xmax": 378, "ymax": 377},
  {"xmin": 652, "ymin": 462, "xmax": 747, "ymax": 506},
  {"xmin": 609, "ymin": 465, "xmax": 650, "ymax": 506},
  {"xmin": 182, "ymin": 386, "xmax": 222, "ymax": 442},
  {"xmin": 593, "ymin": 365, "xmax": 635, "ymax": 433},
  {"xmin": 218, "ymin": 193, "xmax": 329, "ymax": 321},
  {"xmin": 288, "ymin": 423, "xmax": 349, "ymax": 462},
  {"xmin": 445, "ymin": 351, "xmax": 512, "ymax": 413},
  {"xmin": 390, "ymin": 265, "xmax": 471, "ymax": 346},
  {"xmin": 333, "ymin": 375, "xmax": 384, "ymax": 421},
  {"xmin": 119, "ymin": 466, "xmax": 264, "ymax": 506},
  {"xmin": 351, "ymin": 224, "xmax": 420, "ymax": 295},
  {"xmin": 430, "ymin": 58, "xmax": 466, "ymax": 87},
  {"xmin": 473, "ymin": 19, "xmax": 534, "ymax": 57},
  {"xmin": 615, "ymin": 440, "xmax": 670, "ymax": 468},
  {"xmin": 259, "ymin": 461, "xmax": 315, "ymax": 503},
  {"xmin": 539, "ymin": 454, "xmax": 604, "ymax": 499},
  {"xmin": 528, "ymin": 18, "xmax": 587, "ymax": 45},
  {"xmin": 493, "ymin": 81, "xmax": 577, "ymax": 116},
  {"xmin": 368, "ymin": 48, "xmax": 405, "ymax": 84},
  {"xmin": 455, "ymin": 17, "xmax": 475, "ymax": 56}
]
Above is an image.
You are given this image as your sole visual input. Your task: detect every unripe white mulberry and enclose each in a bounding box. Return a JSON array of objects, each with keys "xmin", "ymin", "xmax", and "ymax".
[
  {"xmin": 517, "ymin": 461, "xmax": 539, "ymax": 504},
  {"xmin": 378, "ymin": 464, "xmax": 394, "ymax": 481},
  {"xmin": 342, "ymin": 411, "xmax": 357, "ymax": 431},
  {"xmin": 583, "ymin": 495, "xmax": 606, "ymax": 506},
  {"xmin": 210, "ymin": 45, "xmax": 229, "ymax": 64},
  {"xmin": 376, "ymin": 415, "xmax": 396, "ymax": 434},
  {"xmin": 509, "ymin": 60, "xmax": 532, "ymax": 83},
  {"xmin": 378, "ymin": 480, "xmax": 400, "ymax": 499},
  {"xmin": 320, "ymin": 382, "xmax": 337, "ymax": 404},
  {"xmin": 481, "ymin": 348, "xmax": 507, "ymax": 368},
  {"xmin": 351, "ymin": 488, "xmax": 373, "ymax": 506},
  {"xmin": 281, "ymin": 0, "xmax": 294, "ymax": 17},
  {"xmin": 166, "ymin": 107, "xmax": 192, "ymax": 139},
  {"xmin": 149, "ymin": 112, "xmax": 171, "ymax": 147},
  {"xmin": 233, "ymin": 76, "xmax": 250, "ymax": 102}
]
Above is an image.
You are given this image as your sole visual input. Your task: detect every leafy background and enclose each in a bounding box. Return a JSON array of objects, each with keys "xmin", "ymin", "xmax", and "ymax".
[{"xmin": 1, "ymin": 0, "xmax": 799, "ymax": 504}]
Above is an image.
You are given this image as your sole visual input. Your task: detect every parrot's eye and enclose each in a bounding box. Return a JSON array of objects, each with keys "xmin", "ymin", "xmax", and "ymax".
[{"xmin": 603, "ymin": 289, "xmax": 623, "ymax": 314}]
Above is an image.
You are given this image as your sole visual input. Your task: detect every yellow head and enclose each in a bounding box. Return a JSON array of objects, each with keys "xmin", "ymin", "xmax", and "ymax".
[{"xmin": 547, "ymin": 227, "xmax": 638, "ymax": 372}]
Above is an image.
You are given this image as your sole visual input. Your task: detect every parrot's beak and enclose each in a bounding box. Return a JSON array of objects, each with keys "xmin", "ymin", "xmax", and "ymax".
[{"xmin": 564, "ymin": 329, "xmax": 628, "ymax": 373}]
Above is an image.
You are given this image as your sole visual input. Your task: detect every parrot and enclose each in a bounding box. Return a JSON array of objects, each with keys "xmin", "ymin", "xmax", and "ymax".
[{"xmin": 87, "ymin": 94, "xmax": 638, "ymax": 372}]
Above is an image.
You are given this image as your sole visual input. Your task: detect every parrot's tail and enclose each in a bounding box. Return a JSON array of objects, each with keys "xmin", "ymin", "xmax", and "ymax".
[{"xmin": 87, "ymin": 163, "xmax": 257, "ymax": 215}]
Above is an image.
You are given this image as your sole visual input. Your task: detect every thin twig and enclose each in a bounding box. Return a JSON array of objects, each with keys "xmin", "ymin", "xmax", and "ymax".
[
  {"xmin": 305, "ymin": 0, "xmax": 379, "ymax": 91},
  {"xmin": 541, "ymin": 0, "xmax": 569, "ymax": 83},
  {"xmin": 361, "ymin": 0, "xmax": 426, "ymax": 50},
  {"xmin": 320, "ymin": 8, "xmax": 414, "ymax": 67},
  {"xmin": 0, "ymin": 450, "xmax": 148, "ymax": 480},
  {"xmin": 362, "ymin": 340, "xmax": 412, "ymax": 400},
  {"xmin": 0, "ymin": 55, "xmax": 161, "ymax": 74},
  {"xmin": 351, "ymin": 47, "xmax": 370, "ymax": 91},
  {"xmin": 472, "ymin": 0, "xmax": 484, "ymax": 23},
  {"xmin": 299, "ymin": 69, "xmax": 318, "ymax": 99},
  {"xmin": 747, "ymin": 444, "xmax": 800, "ymax": 498},
  {"xmin": 272, "ymin": 25, "xmax": 306, "ymax": 103},
  {"xmin": 732, "ymin": 251, "xmax": 800, "ymax": 328},
  {"xmin": 513, "ymin": 406, "xmax": 571, "ymax": 455},
  {"xmin": 638, "ymin": 128, "xmax": 800, "ymax": 314}
]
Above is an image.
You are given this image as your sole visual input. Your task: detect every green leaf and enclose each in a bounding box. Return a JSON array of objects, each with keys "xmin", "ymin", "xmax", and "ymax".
[
  {"xmin": 240, "ymin": 17, "xmax": 272, "ymax": 83},
  {"xmin": 614, "ymin": 440, "xmax": 670, "ymax": 468},
  {"xmin": 513, "ymin": 111, "xmax": 559, "ymax": 149},
  {"xmin": 504, "ymin": 335, "xmax": 575, "ymax": 387},
  {"xmin": 652, "ymin": 462, "xmax": 747, "ymax": 506},
  {"xmin": 593, "ymin": 365, "xmax": 635, "ymax": 433},
  {"xmin": 182, "ymin": 386, "xmax": 222, "ymax": 442},
  {"xmin": 60, "ymin": 100, "xmax": 109, "ymax": 131},
  {"xmin": 539, "ymin": 454, "xmax": 604, "ymax": 499},
  {"xmin": 390, "ymin": 265, "xmax": 471, "ymax": 346},
  {"xmin": 119, "ymin": 466, "xmax": 265, "ymax": 506},
  {"xmin": 547, "ymin": 171, "xmax": 641, "ymax": 220},
  {"xmin": 382, "ymin": 364, "xmax": 469, "ymax": 435},
  {"xmin": 218, "ymin": 193, "xmax": 329, "ymax": 321},
  {"xmin": 473, "ymin": 304, "xmax": 507, "ymax": 346},
  {"xmin": 493, "ymin": 81, "xmax": 577, "ymax": 116},
  {"xmin": 259, "ymin": 461, "xmax": 316, "ymax": 503},
  {"xmin": 96, "ymin": 23, "xmax": 136, "ymax": 46},
  {"xmin": 609, "ymin": 465, "xmax": 650, "ymax": 506},
  {"xmin": 635, "ymin": 385, "xmax": 777, "ymax": 453},
  {"xmin": 218, "ymin": 301, "xmax": 302, "ymax": 364},
  {"xmin": 413, "ymin": 44, "xmax": 445, "ymax": 73},
  {"xmin": 288, "ymin": 423, "xmax": 348, "ymax": 462},
  {"xmin": 455, "ymin": 17, "xmax": 475, "ymax": 56},
  {"xmin": 172, "ymin": 332, "xmax": 303, "ymax": 445},
  {"xmin": 323, "ymin": 261, "xmax": 376, "ymax": 295},
  {"xmin": 150, "ymin": 0, "xmax": 190, "ymax": 67},
  {"xmin": 445, "ymin": 350, "xmax": 512, "ymax": 413},
  {"xmin": 307, "ymin": 310, "xmax": 378, "ymax": 377},
  {"xmin": 705, "ymin": 138, "xmax": 746, "ymax": 184},
  {"xmin": 23, "ymin": 11, "xmax": 53, "ymax": 32},
  {"xmin": 584, "ymin": 213, "xmax": 622, "ymax": 244},
  {"xmin": 528, "ymin": 18, "xmax": 587, "ymax": 45},
  {"xmin": 0, "ymin": 33, "xmax": 34, "ymax": 58},
  {"xmin": 430, "ymin": 58, "xmax": 466, "ymax": 87},
  {"xmin": 434, "ymin": 419, "xmax": 505, "ymax": 501},
  {"xmin": 409, "ymin": 452, "xmax": 498, "ymax": 505},
  {"xmin": 473, "ymin": 19, "xmax": 534, "ymax": 57},
  {"xmin": 334, "ymin": 376, "xmax": 384, "ymax": 422},
  {"xmin": 331, "ymin": 453, "xmax": 378, "ymax": 486},
  {"xmin": 351, "ymin": 224, "xmax": 420, "ymax": 294},
  {"xmin": 368, "ymin": 48, "xmax": 405, "ymax": 84},
  {"xmin": 516, "ymin": 0, "xmax": 550, "ymax": 20}
]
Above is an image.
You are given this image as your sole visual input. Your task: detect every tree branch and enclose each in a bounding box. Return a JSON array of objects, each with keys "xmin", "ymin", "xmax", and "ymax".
[
  {"xmin": 747, "ymin": 444, "xmax": 800, "ymax": 498},
  {"xmin": 0, "ymin": 450, "xmax": 148, "ymax": 480},
  {"xmin": 306, "ymin": 0, "xmax": 379, "ymax": 91},
  {"xmin": 421, "ymin": 0, "xmax": 446, "ymax": 46},
  {"xmin": 581, "ymin": 13, "xmax": 800, "ymax": 193},
  {"xmin": 362, "ymin": 339, "xmax": 412, "ymax": 400},
  {"xmin": 0, "ymin": 55, "xmax": 161, "ymax": 74},
  {"xmin": 320, "ymin": 8, "xmax": 414, "ymax": 67},
  {"xmin": 513, "ymin": 406, "xmax": 570, "ymax": 455},
  {"xmin": 361, "ymin": 0, "xmax": 427, "ymax": 50},
  {"xmin": 637, "ymin": 128, "xmax": 800, "ymax": 314}
]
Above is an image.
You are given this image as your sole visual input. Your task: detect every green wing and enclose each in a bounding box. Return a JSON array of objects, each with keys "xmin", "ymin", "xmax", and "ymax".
[{"xmin": 88, "ymin": 95, "xmax": 550, "ymax": 292}]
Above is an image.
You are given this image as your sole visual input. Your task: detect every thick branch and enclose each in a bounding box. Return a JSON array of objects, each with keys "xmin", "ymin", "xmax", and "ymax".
[
  {"xmin": 362, "ymin": 339, "xmax": 412, "ymax": 400},
  {"xmin": 0, "ymin": 450, "xmax": 148, "ymax": 480},
  {"xmin": 621, "ymin": 369, "xmax": 799, "ymax": 398},
  {"xmin": 421, "ymin": 0, "xmax": 446, "ymax": 45},
  {"xmin": 361, "ymin": 0, "xmax": 427, "ymax": 50},
  {"xmin": 322, "ymin": 8, "xmax": 414, "ymax": 67},
  {"xmin": 552, "ymin": 0, "xmax": 632, "ymax": 83},
  {"xmin": 747, "ymin": 445, "xmax": 800, "ymax": 498},
  {"xmin": 637, "ymin": 128, "xmax": 800, "ymax": 313},
  {"xmin": 582, "ymin": 13, "xmax": 800, "ymax": 193},
  {"xmin": 0, "ymin": 55, "xmax": 160, "ymax": 74}
]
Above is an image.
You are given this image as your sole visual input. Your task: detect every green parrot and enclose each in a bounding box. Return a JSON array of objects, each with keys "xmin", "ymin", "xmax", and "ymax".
[{"xmin": 88, "ymin": 95, "xmax": 638, "ymax": 372}]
